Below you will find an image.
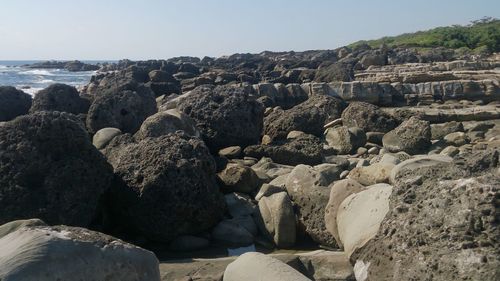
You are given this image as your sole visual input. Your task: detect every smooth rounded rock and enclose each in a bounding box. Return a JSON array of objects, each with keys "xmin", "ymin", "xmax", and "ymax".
[
  {"xmin": 258, "ymin": 192, "xmax": 296, "ymax": 248},
  {"xmin": 92, "ymin": 127, "xmax": 122, "ymax": 149}
]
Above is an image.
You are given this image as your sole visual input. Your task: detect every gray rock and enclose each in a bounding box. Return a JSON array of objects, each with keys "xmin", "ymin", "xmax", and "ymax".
[
  {"xmin": 325, "ymin": 126, "xmax": 366, "ymax": 155},
  {"xmin": 212, "ymin": 220, "xmax": 254, "ymax": 246},
  {"xmin": 225, "ymin": 193, "xmax": 257, "ymax": 218},
  {"xmin": 324, "ymin": 179, "xmax": 365, "ymax": 247},
  {"xmin": 219, "ymin": 146, "xmax": 242, "ymax": 159},
  {"xmin": 255, "ymin": 183, "xmax": 286, "ymax": 201},
  {"xmin": 30, "ymin": 84, "xmax": 89, "ymax": 114},
  {"xmin": 389, "ymin": 154, "xmax": 453, "ymax": 184},
  {"xmin": 348, "ymin": 163, "xmax": 395, "ymax": 186},
  {"xmin": 382, "ymin": 117, "xmax": 431, "ymax": 154},
  {"xmin": 134, "ymin": 109, "xmax": 200, "ymax": 140},
  {"xmin": 218, "ymin": 163, "xmax": 262, "ymax": 194},
  {"xmin": 430, "ymin": 121, "xmax": 464, "ymax": 139},
  {"xmin": 0, "ymin": 222, "xmax": 160, "ymax": 281},
  {"xmin": 341, "ymin": 102, "xmax": 397, "ymax": 133},
  {"xmin": 257, "ymin": 192, "xmax": 296, "ymax": 248},
  {"xmin": 443, "ymin": 131, "xmax": 470, "ymax": 146},
  {"xmin": 92, "ymin": 127, "xmax": 122, "ymax": 149}
]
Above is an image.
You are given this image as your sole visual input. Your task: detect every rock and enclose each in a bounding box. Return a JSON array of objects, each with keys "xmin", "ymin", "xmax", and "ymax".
[
  {"xmin": 352, "ymin": 157, "xmax": 499, "ymax": 280},
  {"xmin": 149, "ymin": 70, "xmax": 175, "ymax": 82},
  {"xmin": 314, "ymin": 163, "xmax": 343, "ymax": 184},
  {"xmin": 389, "ymin": 154, "xmax": 453, "ymax": 184},
  {"xmin": 134, "ymin": 108, "xmax": 200, "ymax": 140},
  {"xmin": 225, "ymin": 192, "xmax": 257, "ymax": 218},
  {"xmin": 314, "ymin": 62, "xmax": 354, "ymax": 82},
  {"xmin": 285, "ymin": 165, "xmax": 336, "ymax": 247},
  {"xmin": 223, "ymin": 252, "xmax": 311, "ymax": 281},
  {"xmin": 440, "ymin": 145, "xmax": 460, "ymax": 157},
  {"xmin": 325, "ymin": 126, "xmax": 366, "ymax": 154},
  {"xmin": 368, "ymin": 147, "xmax": 379, "ymax": 154},
  {"xmin": 263, "ymin": 94, "xmax": 345, "ymax": 141},
  {"xmin": 251, "ymin": 157, "xmax": 294, "ymax": 179},
  {"xmin": 365, "ymin": 132, "xmax": 385, "ymax": 145},
  {"xmin": 230, "ymin": 215, "xmax": 258, "ymax": 236},
  {"xmin": 0, "ymin": 219, "xmax": 46, "ymax": 239},
  {"xmin": 356, "ymin": 147, "xmax": 368, "ymax": 155},
  {"xmin": 348, "ymin": 163, "xmax": 395, "ymax": 186},
  {"xmin": 218, "ymin": 163, "xmax": 262, "ymax": 194},
  {"xmin": 382, "ymin": 117, "xmax": 431, "ymax": 154},
  {"xmin": 212, "ymin": 220, "xmax": 254, "ymax": 246},
  {"xmin": 102, "ymin": 132, "xmax": 224, "ymax": 242},
  {"xmin": 339, "ymin": 170, "xmax": 349, "ymax": 179},
  {"xmin": 86, "ymin": 84, "xmax": 157, "ymax": 134},
  {"xmin": 30, "ymin": 84, "xmax": 89, "ymax": 114},
  {"xmin": 257, "ymin": 192, "xmax": 296, "ymax": 248},
  {"xmin": 168, "ymin": 235, "xmax": 210, "ymax": 252},
  {"xmin": 0, "ymin": 86, "xmax": 32, "ymax": 121},
  {"xmin": 244, "ymin": 134, "xmax": 324, "ymax": 166},
  {"xmin": 92, "ymin": 127, "xmax": 122, "ymax": 149},
  {"xmin": 324, "ymin": 179, "xmax": 365, "ymax": 247},
  {"xmin": 341, "ymin": 102, "xmax": 397, "ymax": 133},
  {"xmin": 219, "ymin": 146, "xmax": 242, "ymax": 159},
  {"xmin": 0, "ymin": 111, "xmax": 113, "ymax": 226},
  {"xmin": 430, "ymin": 121, "xmax": 464, "ymax": 139},
  {"xmin": 0, "ymin": 222, "xmax": 160, "ymax": 281},
  {"xmin": 287, "ymin": 130, "xmax": 305, "ymax": 139},
  {"xmin": 337, "ymin": 183, "xmax": 393, "ymax": 257},
  {"xmin": 177, "ymin": 85, "xmax": 264, "ymax": 151},
  {"xmin": 255, "ymin": 183, "xmax": 286, "ymax": 201},
  {"xmin": 443, "ymin": 131, "xmax": 470, "ymax": 146}
]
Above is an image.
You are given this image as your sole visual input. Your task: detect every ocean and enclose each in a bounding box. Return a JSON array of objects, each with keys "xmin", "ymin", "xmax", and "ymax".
[{"xmin": 0, "ymin": 61, "xmax": 110, "ymax": 96}]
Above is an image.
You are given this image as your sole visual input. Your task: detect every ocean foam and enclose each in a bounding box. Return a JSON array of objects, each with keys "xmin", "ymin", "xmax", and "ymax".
[{"xmin": 20, "ymin": 69, "xmax": 55, "ymax": 76}]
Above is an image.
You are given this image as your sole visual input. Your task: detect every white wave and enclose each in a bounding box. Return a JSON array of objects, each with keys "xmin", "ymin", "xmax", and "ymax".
[
  {"xmin": 19, "ymin": 87, "xmax": 44, "ymax": 96},
  {"xmin": 39, "ymin": 79, "xmax": 55, "ymax": 83},
  {"xmin": 20, "ymin": 69, "xmax": 55, "ymax": 76}
]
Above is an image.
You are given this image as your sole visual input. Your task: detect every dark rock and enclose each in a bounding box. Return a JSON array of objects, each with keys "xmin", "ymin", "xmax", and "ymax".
[
  {"xmin": 244, "ymin": 134, "xmax": 324, "ymax": 166},
  {"xmin": 314, "ymin": 62, "xmax": 354, "ymax": 82},
  {"xmin": 30, "ymin": 84, "xmax": 90, "ymax": 114},
  {"xmin": 383, "ymin": 117, "xmax": 431, "ymax": 154},
  {"xmin": 102, "ymin": 132, "xmax": 225, "ymax": 242},
  {"xmin": 0, "ymin": 111, "xmax": 113, "ymax": 226},
  {"xmin": 86, "ymin": 85, "xmax": 157, "ymax": 134},
  {"xmin": 217, "ymin": 163, "xmax": 262, "ymax": 194},
  {"xmin": 264, "ymin": 95, "xmax": 345, "ymax": 141},
  {"xmin": 177, "ymin": 85, "xmax": 264, "ymax": 151},
  {"xmin": 0, "ymin": 86, "xmax": 32, "ymax": 121},
  {"xmin": 341, "ymin": 102, "xmax": 398, "ymax": 133}
]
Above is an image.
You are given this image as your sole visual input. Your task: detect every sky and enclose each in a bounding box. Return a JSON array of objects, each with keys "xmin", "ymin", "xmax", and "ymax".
[{"xmin": 1, "ymin": 0, "xmax": 499, "ymax": 60}]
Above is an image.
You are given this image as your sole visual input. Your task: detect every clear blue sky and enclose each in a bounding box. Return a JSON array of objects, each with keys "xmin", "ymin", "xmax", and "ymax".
[{"xmin": 1, "ymin": 0, "xmax": 499, "ymax": 60}]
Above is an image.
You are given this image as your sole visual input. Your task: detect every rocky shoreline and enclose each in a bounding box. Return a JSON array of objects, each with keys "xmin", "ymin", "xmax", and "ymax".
[{"xmin": 0, "ymin": 43, "xmax": 499, "ymax": 281}]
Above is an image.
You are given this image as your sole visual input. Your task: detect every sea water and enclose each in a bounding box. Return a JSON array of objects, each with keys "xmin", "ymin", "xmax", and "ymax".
[{"xmin": 0, "ymin": 61, "xmax": 107, "ymax": 96}]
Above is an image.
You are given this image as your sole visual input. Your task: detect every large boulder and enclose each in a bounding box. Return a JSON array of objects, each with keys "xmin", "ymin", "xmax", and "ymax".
[
  {"xmin": 30, "ymin": 83, "xmax": 90, "ymax": 114},
  {"xmin": 134, "ymin": 108, "xmax": 200, "ymax": 140},
  {"xmin": 382, "ymin": 117, "xmax": 431, "ymax": 154},
  {"xmin": 177, "ymin": 85, "xmax": 264, "ymax": 151},
  {"xmin": 285, "ymin": 165, "xmax": 337, "ymax": 247},
  {"xmin": 217, "ymin": 163, "xmax": 262, "ymax": 194},
  {"xmin": 264, "ymin": 94, "xmax": 345, "ymax": 141},
  {"xmin": 324, "ymin": 179, "xmax": 365, "ymax": 247},
  {"xmin": 314, "ymin": 62, "xmax": 354, "ymax": 82},
  {"xmin": 223, "ymin": 252, "xmax": 311, "ymax": 281},
  {"xmin": 102, "ymin": 132, "xmax": 225, "ymax": 242},
  {"xmin": 0, "ymin": 86, "xmax": 32, "ymax": 121},
  {"xmin": 86, "ymin": 84, "xmax": 157, "ymax": 134},
  {"xmin": 0, "ymin": 111, "xmax": 113, "ymax": 226},
  {"xmin": 257, "ymin": 192, "xmax": 296, "ymax": 248},
  {"xmin": 244, "ymin": 134, "xmax": 324, "ymax": 166},
  {"xmin": 337, "ymin": 183, "xmax": 393, "ymax": 258},
  {"xmin": 0, "ymin": 221, "xmax": 160, "ymax": 281},
  {"xmin": 352, "ymin": 152, "xmax": 499, "ymax": 281},
  {"xmin": 341, "ymin": 102, "xmax": 398, "ymax": 133}
]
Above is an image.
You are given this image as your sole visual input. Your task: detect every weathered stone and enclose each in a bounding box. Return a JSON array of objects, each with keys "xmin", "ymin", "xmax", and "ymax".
[
  {"xmin": 0, "ymin": 86, "xmax": 32, "ymax": 121},
  {"xmin": 92, "ymin": 127, "xmax": 122, "ymax": 149},
  {"xmin": 382, "ymin": 117, "xmax": 431, "ymax": 154},
  {"xmin": 218, "ymin": 163, "xmax": 262, "ymax": 194},
  {"xmin": 257, "ymin": 192, "xmax": 296, "ymax": 248},
  {"xmin": 325, "ymin": 126, "xmax": 366, "ymax": 155},
  {"xmin": 134, "ymin": 109, "xmax": 200, "ymax": 140}
]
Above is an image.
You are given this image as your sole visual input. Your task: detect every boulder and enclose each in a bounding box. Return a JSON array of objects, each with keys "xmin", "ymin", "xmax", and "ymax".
[
  {"xmin": 325, "ymin": 126, "xmax": 366, "ymax": 154},
  {"xmin": 382, "ymin": 117, "xmax": 431, "ymax": 154},
  {"xmin": 348, "ymin": 162, "xmax": 395, "ymax": 186},
  {"xmin": 244, "ymin": 134, "xmax": 324, "ymax": 166},
  {"xmin": 212, "ymin": 220, "xmax": 254, "ymax": 246},
  {"xmin": 177, "ymin": 85, "xmax": 264, "ymax": 151},
  {"xmin": 30, "ymin": 84, "xmax": 89, "ymax": 114},
  {"xmin": 264, "ymin": 94, "xmax": 345, "ymax": 141},
  {"xmin": 134, "ymin": 108, "xmax": 200, "ymax": 140},
  {"xmin": 285, "ymin": 165, "xmax": 336, "ymax": 247},
  {"xmin": 0, "ymin": 222, "xmax": 160, "ymax": 281},
  {"xmin": 352, "ymin": 156, "xmax": 499, "ymax": 280},
  {"xmin": 0, "ymin": 111, "xmax": 113, "ymax": 226},
  {"xmin": 324, "ymin": 179, "xmax": 365, "ymax": 247},
  {"xmin": 0, "ymin": 86, "xmax": 32, "ymax": 121},
  {"xmin": 148, "ymin": 70, "xmax": 175, "ymax": 82},
  {"xmin": 251, "ymin": 157, "xmax": 294, "ymax": 179},
  {"xmin": 389, "ymin": 154, "xmax": 453, "ymax": 184},
  {"xmin": 86, "ymin": 85, "xmax": 157, "ymax": 134},
  {"xmin": 223, "ymin": 252, "xmax": 311, "ymax": 281},
  {"xmin": 341, "ymin": 102, "xmax": 397, "ymax": 133},
  {"xmin": 102, "ymin": 132, "xmax": 224, "ymax": 242},
  {"xmin": 337, "ymin": 184, "xmax": 393, "ymax": 257},
  {"xmin": 314, "ymin": 62, "xmax": 354, "ymax": 82},
  {"xmin": 257, "ymin": 192, "xmax": 296, "ymax": 248},
  {"xmin": 225, "ymin": 192, "xmax": 257, "ymax": 218},
  {"xmin": 92, "ymin": 127, "xmax": 122, "ymax": 149},
  {"xmin": 430, "ymin": 121, "xmax": 464, "ymax": 139},
  {"xmin": 443, "ymin": 131, "xmax": 470, "ymax": 146},
  {"xmin": 218, "ymin": 163, "xmax": 262, "ymax": 194},
  {"xmin": 218, "ymin": 146, "xmax": 242, "ymax": 159}
]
